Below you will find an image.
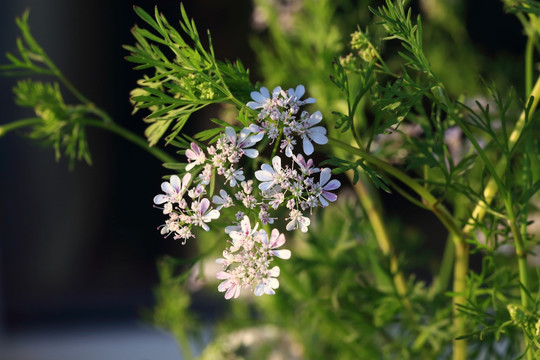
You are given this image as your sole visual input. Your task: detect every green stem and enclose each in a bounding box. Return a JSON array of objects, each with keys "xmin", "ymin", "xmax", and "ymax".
[
  {"xmin": 350, "ymin": 175, "xmax": 414, "ymax": 318},
  {"xmin": 525, "ymin": 34, "xmax": 534, "ymax": 97},
  {"xmin": 509, "ymin": 217, "xmax": 531, "ymax": 309},
  {"xmin": 452, "ymin": 239, "xmax": 469, "ymax": 360},
  {"xmin": 0, "ymin": 117, "xmax": 41, "ymax": 137},
  {"xmin": 81, "ymin": 119, "xmax": 176, "ymax": 164},
  {"xmin": 328, "ymin": 137, "xmax": 462, "ymax": 240},
  {"xmin": 172, "ymin": 328, "xmax": 194, "ymax": 360},
  {"xmin": 1, "ymin": 116, "xmax": 176, "ymax": 164}
]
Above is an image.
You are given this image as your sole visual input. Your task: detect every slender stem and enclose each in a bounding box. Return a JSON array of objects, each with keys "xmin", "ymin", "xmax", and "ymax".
[
  {"xmin": 172, "ymin": 329, "xmax": 194, "ymax": 360},
  {"xmin": 0, "ymin": 117, "xmax": 41, "ymax": 137},
  {"xmin": 509, "ymin": 217, "xmax": 531, "ymax": 309},
  {"xmin": 81, "ymin": 119, "xmax": 177, "ymax": 164},
  {"xmin": 525, "ymin": 34, "xmax": 534, "ymax": 97},
  {"xmin": 452, "ymin": 239, "xmax": 469, "ymax": 360},
  {"xmin": 350, "ymin": 174, "xmax": 414, "ymax": 317}
]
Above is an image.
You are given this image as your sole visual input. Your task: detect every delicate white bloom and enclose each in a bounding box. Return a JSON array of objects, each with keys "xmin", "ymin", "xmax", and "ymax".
[
  {"xmin": 294, "ymin": 154, "xmax": 320, "ymax": 175},
  {"xmin": 286, "ymin": 209, "xmax": 310, "ymax": 232},
  {"xmin": 225, "ymin": 127, "xmax": 262, "ymax": 159},
  {"xmin": 287, "ymin": 84, "xmax": 316, "ymax": 106},
  {"xmin": 191, "ymin": 198, "xmax": 220, "ymax": 231},
  {"xmin": 225, "ymin": 167, "xmax": 245, "ymax": 187},
  {"xmin": 255, "ymin": 156, "xmax": 284, "ymax": 191},
  {"xmin": 217, "ymin": 217, "xmax": 291, "ymax": 300},
  {"xmin": 212, "ymin": 189, "xmax": 233, "ymax": 210},
  {"xmin": 254, "ymin": 266, "xmax": 280, "ymax": 296},
  {"xmin": 217, "ymin": 271, "xmax": 241, "ymax": 299},
  {"xmin": 301, "ymin": 111, "xmax": 328, "ymax": 155},
  {"xmin": 246, "ymin": 86, "xmax": 272, "ymax": 110},
  {"xmin": 280, "ymin": 137, "xmax": 297, "ymax": 157},
  {"xmin": 229, "ymin": 216, "xmax": 257, "ymax": 252},
  {"xmin": 185, "ymin": 142, "xmax": 206, "ymax": 171},
  {"xmin": 188, "ymin": 184, "xmax": 206, "ymax": 199},
  {"xmin": 263, "ymin": 228, "xmax": 291, "ymax": 259},
  {"xmin": 153, "ymin": 173, "xmax": 191, "ymax": 204}
]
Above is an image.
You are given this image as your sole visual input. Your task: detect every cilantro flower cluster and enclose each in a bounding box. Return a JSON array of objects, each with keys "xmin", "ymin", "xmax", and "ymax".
[
  {"xmin": 153, "ymin": 85, "xmax": 340, "ymax": 299},
  {"xmin": 217, "ymin": 216, "xmax": 291, "ymax": 299}
]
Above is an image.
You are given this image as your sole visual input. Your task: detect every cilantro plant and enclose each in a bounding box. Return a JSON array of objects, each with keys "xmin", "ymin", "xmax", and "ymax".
[{"xmin": 2, "ymin": 1, "xmax": 540, "ymax": 359}]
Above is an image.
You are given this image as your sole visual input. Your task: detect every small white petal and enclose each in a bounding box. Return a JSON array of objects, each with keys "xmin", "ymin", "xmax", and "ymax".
[
  {"xmin": 243, "ymin": 149, "xmax": 259, "ymax": 158},
  {"xmin": 161, "ymin": 182, "xmax": 174, "ymax": 195},
  {"xmin": 153, "ymin": 194, "xmax": 168, "ymax": 205},
  {"xmin": 255, "ymin": 169, "xmax": 274, "ymax": 182},
  {"xmin": 170, "ymin": 175, "xmax": 181, "ymax": 191},
  {"xmin": 295, "ymin": 84, "xmax": 305, "ymax": 98},
  {"xmin": 306, "ymin": 111, "xmax": 323, "ymax": 126},
  {"xmin": 320, "ymin": 168, "xmax": 332, "ymax": 186},
  {"xmin": 272, "ymin": 249, "xmax": 291, "ymax": 259},
  {"xmin": 303, "ymin": 137, "xmax": 314, "ymax": 155}
]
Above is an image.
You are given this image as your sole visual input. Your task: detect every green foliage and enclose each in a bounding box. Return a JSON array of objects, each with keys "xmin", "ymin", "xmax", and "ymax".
[
  {"xmin": 13, "ymin": 80, "xmax": 91, "ymax": 166},
  {"xmin": 125, "ymin": 4, "xmax": 254, "ymax": 147}
]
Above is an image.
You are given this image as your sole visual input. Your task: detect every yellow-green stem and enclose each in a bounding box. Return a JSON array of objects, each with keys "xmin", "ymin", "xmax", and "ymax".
[
  {"xmin": 452, "ymin": 239, "xmax": 469, "ymax": 360},
  {"xmin": 350, "ymin": 174, "xmax": 413, "ymax": 317}
]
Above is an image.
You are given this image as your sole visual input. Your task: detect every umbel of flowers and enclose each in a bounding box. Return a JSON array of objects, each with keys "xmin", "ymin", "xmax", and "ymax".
[{"xmin": 153, "ymin": 85, "xmax": 340, "ymax": 299}]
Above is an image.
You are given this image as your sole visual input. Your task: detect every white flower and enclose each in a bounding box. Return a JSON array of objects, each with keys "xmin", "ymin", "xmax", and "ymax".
[
  {"xmin": 287, "ymin": 84, "xmax": 316, "ymax": 106},
  {"xmin": 212, "ymin": 189, "xmax": 233, "ymax": 210},
  {"xmin": 286, "ymin": 209, "xmax": 311, "ymax": 232},
  {"xmin": 301, "ymin": 111, "xmax": 328, "ymax": 155},
  {"xmin": 255, "ymin": 156, "xmax": 284, "ymax": 191},
  {"xmin": 225, "ymin": 127, "xmax": 262, "ymax": 159},
  {"xmin": 294, "ymin": 154, "xmax": 320, "ymax": 175},
  {"xmin": 191, "ymin": 198, "xmax": 220, "ymax": 231},
  {"xmin": 217, "ymin": 271, "xmax": 241, "ymax": 299},
  {"xmin": 153, "ymin": 173, "xmax": 191, "ymax": 204},
  {"xmin": 317, "ymin": 168, "xmax": 341, "ymax": 207},
  {"xmin": 229, "ymin": 216, "xmax": 258, "ymax": 252},
  {"xmin": 254, "ymin": 266, "xmax": 280, "ymax": 296},
  {"xmin": 185, "ymin": 142, "xmax": 206, "ymax": 171},
  {"xmin": 225, "ymin": 167, "xmax": 245, "ymax": 187},
  {"xmin": 262, "ymin": 228, "xmax": 291, "ymax": 259},
  {"xmin": 246, "ymin": 86, "xmax": 282, "ymax": 110}
]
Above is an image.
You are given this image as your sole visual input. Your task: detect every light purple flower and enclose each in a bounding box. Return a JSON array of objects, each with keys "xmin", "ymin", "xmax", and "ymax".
[
  {"xmin": 294, "ymin": 154, "xmax": 320, "ymax": 175},
  {"xmin": 317, "ymin": 168, "xmax": 341, "ymax": 207},
  {"xmin": 246, "ymin": 86, "xmax": 271, "ymax": 110}
]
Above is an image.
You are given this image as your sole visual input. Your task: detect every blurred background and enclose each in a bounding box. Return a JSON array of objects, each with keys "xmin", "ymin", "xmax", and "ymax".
[{"xmin": 0, "ymin": 0, "xmax": 527, "ymax": 359}]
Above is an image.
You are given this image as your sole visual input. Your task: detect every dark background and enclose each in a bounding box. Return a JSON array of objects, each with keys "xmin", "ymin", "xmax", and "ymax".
[{"xmin": 0, "ymin": 0, "xmax": 253, "ymax": 334}]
